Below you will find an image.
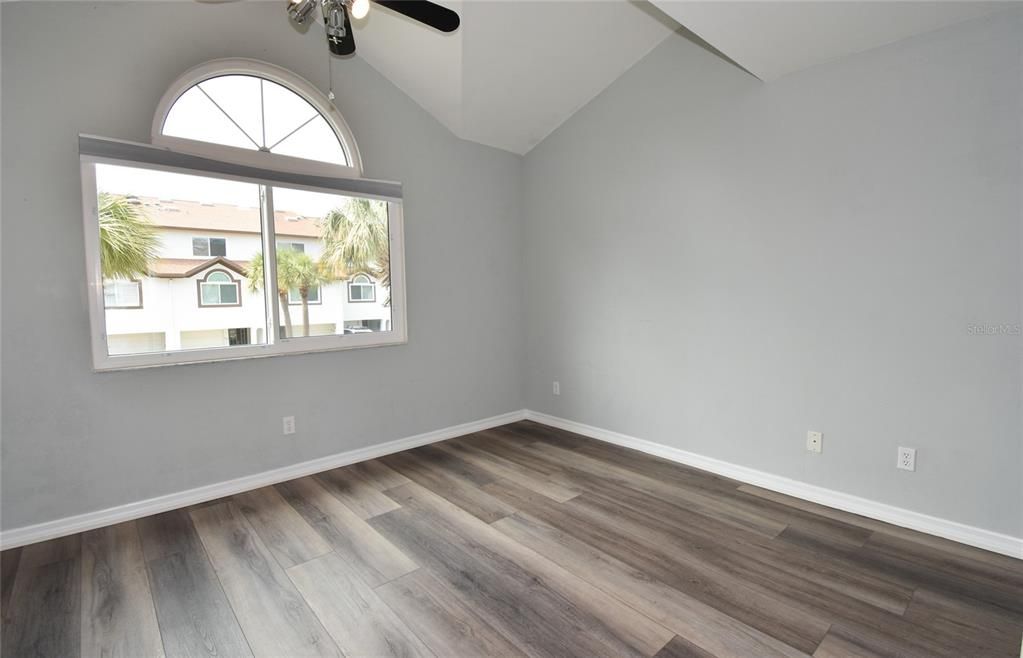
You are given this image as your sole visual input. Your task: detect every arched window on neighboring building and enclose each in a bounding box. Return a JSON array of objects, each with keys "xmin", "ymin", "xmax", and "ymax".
[
  {"xmin": 348, "ymin": 273, "xmax": 376, "ymax": 303},
  {"xmin": 198, "ymin": 270, "xmax": 240, "ymax": 307}
]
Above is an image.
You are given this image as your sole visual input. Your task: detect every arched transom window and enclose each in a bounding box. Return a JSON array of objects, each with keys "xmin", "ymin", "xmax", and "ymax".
[{"xmin": 153, "ymin": 59, "xmax": 362, "ymax": 176}]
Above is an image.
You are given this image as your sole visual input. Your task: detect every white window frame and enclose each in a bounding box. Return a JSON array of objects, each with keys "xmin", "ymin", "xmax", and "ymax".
[
  {"xmin": 151, "ymin": 59, "xmax": 363, "ymax": 180},
  {"xmin": 348, "ymin": 274, "xmax": 376, "ymax": 303},
  {"xmin": 82, "ymin": 150, "xmax": 407, "ymax": 370}
]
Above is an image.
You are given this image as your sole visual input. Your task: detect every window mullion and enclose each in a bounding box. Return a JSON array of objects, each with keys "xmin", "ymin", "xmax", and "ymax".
[
  {"xmin": 196, "ymin": 84, "xmax": 261, "ymax": 150},
  {"xmin": 260, "ymin": 185, "xmax": 281, "ymax": 344}
]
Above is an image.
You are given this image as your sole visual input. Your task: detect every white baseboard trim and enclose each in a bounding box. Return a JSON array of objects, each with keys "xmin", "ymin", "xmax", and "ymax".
[
  {"xmin": 6, "ymin": 407, "xmax": 1020, "ymax": 560},
  {"xmin": 524, "ymin": 410, "xmax": 1023, "ymax": 560},
  {"xmin": 0, "ymin": 410, "xmax": 526, "ymax": 550}
]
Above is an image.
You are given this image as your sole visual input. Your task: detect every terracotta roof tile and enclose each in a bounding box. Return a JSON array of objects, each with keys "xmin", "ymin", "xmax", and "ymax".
[
  {"xmin": 149, "ymin": 257, "xmax": 250, "ymax": 278},
  {"xmin": 132, "ymin": 197, "xmax": 322, "ymax": 238}
]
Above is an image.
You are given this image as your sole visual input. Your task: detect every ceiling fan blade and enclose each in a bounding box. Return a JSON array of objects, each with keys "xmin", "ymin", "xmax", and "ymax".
[
  {"xmin": 326, "ymin": 3, "xmax": 356, "ymax": 55},
  {"xmin": 373, "ymin": 0, "xmax": 460, "ymax": 32}
]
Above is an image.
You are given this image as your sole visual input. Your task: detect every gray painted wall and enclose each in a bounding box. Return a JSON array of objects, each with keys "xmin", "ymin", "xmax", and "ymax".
[
  {"xmin": 524, "ymin": 11, "xmax": 1022, "ymax": 536},
  {"xmin": 3, "ymin": 2, "xmax": 1020, "ymax": 540},
  {"xmin": 1, "ymin": 2, "xmax": 524, "ymax": 530}
]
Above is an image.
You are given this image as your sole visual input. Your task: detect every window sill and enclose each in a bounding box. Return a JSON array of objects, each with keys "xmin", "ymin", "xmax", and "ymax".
[{"xmin": 93, "ymin": 331, "xmax": 407, "ymax": 372}]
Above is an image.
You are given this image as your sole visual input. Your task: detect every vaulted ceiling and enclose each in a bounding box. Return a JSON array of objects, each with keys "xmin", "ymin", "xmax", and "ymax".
[
  {"xmin": 649, "ymin": 1, "xmax": 1011, "ymax": 81},
  {"xmin": 352, "ymin": 1, "xmax": 678, "ymax": 155},
  {"xmin": 343, "ymin": 0, "xmax": 1009, "ymax": 155}
]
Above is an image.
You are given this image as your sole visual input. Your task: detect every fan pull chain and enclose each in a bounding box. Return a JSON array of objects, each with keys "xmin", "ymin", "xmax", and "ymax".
[{"xmin": 326, "ymin": 46, "xmax": 336, "ymax": 103}]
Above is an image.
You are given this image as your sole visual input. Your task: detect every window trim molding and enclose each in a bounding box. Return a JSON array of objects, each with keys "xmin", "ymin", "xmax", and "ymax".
[
  {"xmin": 103, "ymin": 279, "xmax": 144, "ymax": 310},
  {"xmin": 151, "ymin": 58, "xmax": 364, "ymax": 180},
  {"xmin": 347, "ymin": 273, "xmax": 376, "ymax": 303},
  {"xmin": 196, "ymin": 269, "xmax": 243, "ymax": 308},
  {"xmin": 80, "ymin": 135, "xmax": 400, "ymax": 201}
]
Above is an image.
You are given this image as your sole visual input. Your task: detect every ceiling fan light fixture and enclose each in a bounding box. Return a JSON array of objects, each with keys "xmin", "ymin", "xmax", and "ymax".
[
  {"xmin": 287, "ymin": 0, "xmax": 459, "ymax": 57},
  {"xmin": 350, "ymin": 0, "xmax": 370, "ymax": 20},
  {"xmin": 287, "ymin": 0, "xmax": 318, "ymax": 24}
]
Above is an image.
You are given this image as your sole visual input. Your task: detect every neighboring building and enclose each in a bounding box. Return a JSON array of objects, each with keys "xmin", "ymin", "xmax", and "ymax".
[{"xmin": 103, "ymin": 197, "xmax": 390, "ymax": 355}]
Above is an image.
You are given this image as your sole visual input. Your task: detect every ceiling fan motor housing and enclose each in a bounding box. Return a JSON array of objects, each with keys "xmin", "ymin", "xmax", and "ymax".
[
  {"xmin": 324, "ymin": 0, "xmax": 355, "ymax": 55},
  {"xmin": 287, "ymin": 0, "xmax": 460, "ymax": 57}
]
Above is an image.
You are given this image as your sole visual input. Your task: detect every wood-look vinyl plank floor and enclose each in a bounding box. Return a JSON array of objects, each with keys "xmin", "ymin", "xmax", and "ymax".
[
  {"xmin": 233, "ymin": 485, "xmax": 333, "ymax": 569},
  {"xmin": 375, "ymin": 568, "xmax": 529, "ymax": 658},
  {"xmin": 2, "ymin": 551, "xmax": 80, "ymax": 657},
  {"xmin": 189, "ymin": 501, "xmax": 340, "ymax": 657},
  {"xmin": 138, "ymin": 509, "xmax": 254, "ymax": 658},
  {"xmin": 286, "ymin": 552, "xmax": 433, "ymax": 658},
  {"xmin": 380, "ymin": 481, "xmax": 675, "ymax": 657},
  {"xmin": 2, "ymin": 421, "xmax": 1021, "ymax": 657},
  {"xmin": 314, "ymin": 466, "xmax": 403, "ymax": 520},
  {"xmin": 0, "ymin": 546, "xmax": 22, "ymax": 622},
  {"xmin": 81, "ymin": 522, "xmax": 164, "ymax": 658},
  {"xmin": 275, "ymin": 476, "xmax": 418, "ymax": 587}
]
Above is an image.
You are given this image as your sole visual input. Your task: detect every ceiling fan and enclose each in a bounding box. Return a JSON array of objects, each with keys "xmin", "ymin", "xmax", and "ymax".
[{"xmin": 287, "ymin": 0, "xmax": 460, "ymax": 56}]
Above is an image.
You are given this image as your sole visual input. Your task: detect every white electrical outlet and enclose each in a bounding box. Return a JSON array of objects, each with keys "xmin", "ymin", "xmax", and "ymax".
[
  {"xmin": 282, "ymin": 416, "xmax": 296, "ymax": 435},
  {"xmin": 897, "ymin": 447, "xmax": 916, "ymax": 471},
  {"xmin": 806, "ymin": 431, "xmax": 823, "ymax": 454},
  {"xmin": 553, "ymin": 381, "xmax": 560, "ymax": 396}
]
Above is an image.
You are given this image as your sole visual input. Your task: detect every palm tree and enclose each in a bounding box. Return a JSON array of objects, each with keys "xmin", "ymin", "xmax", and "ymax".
[
  {"xmin": 247, "ymin": 250, "xmax": 332, "ymax": 338},
  {"xmin": 290, "ymin": 253, "xmax": 331, "ymax": 337},
  {"xmin": 319, "ymin": 198, "xmax": 390, "ymax": 303},
  {"xmin": 98, "ymin": 193, "xmax": 160, "ymax": 280},
  {"xmin": 247, "ymin": 250, "xmax": 299, "ymax": 338}
]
